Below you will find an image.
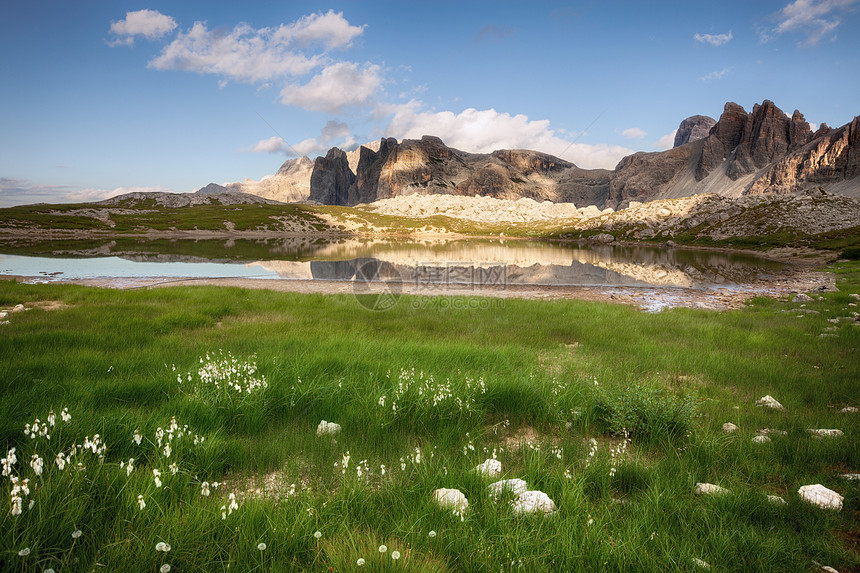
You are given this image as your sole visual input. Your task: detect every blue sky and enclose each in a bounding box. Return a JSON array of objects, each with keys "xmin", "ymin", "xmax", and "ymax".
[{"xmin": 2, "ymin": 0, "xmax": 859, "ymax": 206}]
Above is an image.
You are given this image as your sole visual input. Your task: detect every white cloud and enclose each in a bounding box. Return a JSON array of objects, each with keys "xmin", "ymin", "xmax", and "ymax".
[
  {"xmin": 622, "ymin": 127, "xmax": 647, "ymax": 139},
  {"xmin": 700, "ymin": 67, "xmax": 732, "ymax": 81},
  {"xmin": 272, "ymin": 10, "xmax": 365, "ymax": 49},
  {"xmin": 280, "ymin": 62, "xmax": 382, "ymax": 113},
  {"xmin": 381, "ymin": 102, "xmax": 634, "ymax": 170},
  {"xmin": 694, "ymin": 31, "xmax": 733, "ymax": 46},
  {"xmin": 250, "ymin": 120, "xmax": 356, "ymax": 158},
  {"xmin": 763, "ymin": 0, "xmax": 860, "ymax": 46},
  {"xmin": 149, "ymin": 21, "xmax": 324, "ymax": 83},
  {"xmin": 147, "ymin": 11, "xmax": 363, "ymax": 84},
  {"xmin": 657, "ymin": 130, "xmax": 678, "ymax": 150},
  {"xmin": 0, "ymin": 178, "xmax": 172, "ymax": 207},
  {"xmin": 108, "ymin": 9, "xmax": 176, "ymax": 47}
]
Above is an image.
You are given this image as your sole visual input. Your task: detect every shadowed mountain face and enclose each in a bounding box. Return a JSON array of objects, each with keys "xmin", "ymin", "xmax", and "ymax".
[{"xmin": 220, "ymin": 100, "xmax": 859, "ymax": 209}]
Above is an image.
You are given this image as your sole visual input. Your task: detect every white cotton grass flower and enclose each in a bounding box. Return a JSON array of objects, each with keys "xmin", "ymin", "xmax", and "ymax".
[
  {"xmin": 155, "ymin": 542, "xmax": 171, "ymax": 552},
  {"xmin": 169, "ymin": 462, "xmax": 178, "ymax": 475},
  {"xmin": 137, "ymin": 495, "xmax": 146, "ymax": 510},
  {"xmin": 257, "ymin": 542, "xmax": 267, "ymax": 551},
  {"xmin": 29, "ymin": 499, "xmax": 35, "ymax": 510},
  {"xmin": 18, "ymin": 547, "xmax": 30, "ymax": 556},
  {"xmin": 220, "ymin": 505, "xmax": 227, "ymax": 520},
  {"xmin": 30, "ymin": 454, "xmax": 44, "ymax": 476},
  {"xmin": 378, "ymin": 544, "xmax": 387, "ymax": 553},
  {"xmin": 11, "ymin": 496, "xmax": 23, "ymax": 516},
  {"xmin": 48, "ymin": 410, "xmax": 56, "ymax": 427},
  {"xmin": 357, "ymin": 558, "xmax": 366, "ymax": 566},
  {"xmin": 72, "ymin": 529, "xmax": 83, "ymax": 538},
  {"xmin": 153, "ymin": 468, "xmax": 162, "ymax": 488},
  {"xmin": 313, "ymin": 531, "xmax": 322, "ymax": 539},
  {"xmin": 228, "ymin": 492, "xmax": 238, "ymax": 515},
  {"xmin": 2, "ymin": 447, "xmax": 17, "ymax": 476},
  {"xmin": 61, "ymin": 407, "xmax": 71, "ymax": 423},
  {"xmin": 126, "ymin": 458, "xmax": 135, "ymax": 477},
  {"xmin": 133, "ymin": 429, "xmax": 142, "ymax": 445},
  {"xmin": 163, "ymin": 444, "xmax": 172, "ymax": 458},
  {"xmin": 201, "ymin": 481, "xmax": 211, "ymax": 497},
  {"xmin": 55, "ymin": 452, "xmax": 67, "ymax": 471},
  {"xmin": 391, "ymin": 550, "xmax": 401, "ymax": 560},
  {"xmin": 160, "ymin": 565, "xmax": 171, "ymax": 573}
]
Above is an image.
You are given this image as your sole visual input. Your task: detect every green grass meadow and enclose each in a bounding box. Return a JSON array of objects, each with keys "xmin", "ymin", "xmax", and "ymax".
[{"xmin": 1, "ymin": 264, "xmax": 859, "ymax": 571}]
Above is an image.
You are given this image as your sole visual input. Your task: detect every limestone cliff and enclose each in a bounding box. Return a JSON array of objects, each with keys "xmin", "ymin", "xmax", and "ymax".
[{"xmin": 673, "ymin": 115, "xmax": 716, "ymax": 147}]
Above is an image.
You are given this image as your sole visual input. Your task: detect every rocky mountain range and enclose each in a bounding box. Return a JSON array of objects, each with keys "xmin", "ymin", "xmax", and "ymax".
[{"xmin": 209, "ymin": 100, "xmax": 859, "ymax": 209}]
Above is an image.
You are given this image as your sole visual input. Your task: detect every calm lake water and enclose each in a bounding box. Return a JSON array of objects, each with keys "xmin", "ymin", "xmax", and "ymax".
[{"xmin": 0, "ymin": 237, "xmax": 785, "ymax": 289}]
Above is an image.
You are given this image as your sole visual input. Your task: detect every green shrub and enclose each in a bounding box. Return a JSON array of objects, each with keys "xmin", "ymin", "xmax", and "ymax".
[{"xmin": 592, "ymin": 383, "xmax": 699, "ymax": 441}]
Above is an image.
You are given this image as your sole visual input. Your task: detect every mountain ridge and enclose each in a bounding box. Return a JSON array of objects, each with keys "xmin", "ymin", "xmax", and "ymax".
[{"xmin": 211, "ymin": 100, "xmax": 860, "ymax": 208}]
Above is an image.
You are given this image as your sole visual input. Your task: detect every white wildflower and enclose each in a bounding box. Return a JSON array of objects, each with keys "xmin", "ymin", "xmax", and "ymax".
[
  {"xmin": 137, "ymin": 495, "xmax": 146, "ymax": 510},
  {"xmin": 201, "ymin": 482, "xmax": 210, "ymax": 497},
  {"xmin": 2, "ymin": 447, "xmax": 17, "ymax": 476},
  {"xmin": 160, "ymin": 565, "xmax": 171, "ymax": 573},
  {"xmin": 153, "ymin": 469, "xmax": 162, "ymax": 488},
  {"xmin": 48, "ymin": 410, "xmax": 56, "ymax": 427},
  {"xmin": 163, "ymin": 444, "xmax": 171, "ymax": 458},
  {"xmin": 169, "ymin": 462, "xmax": 178, "ymax": 475},
  {"xmin": 314, "ymin": 531, "xmax": 322, "ymax": 539},
  {"xmin": 357, "ymin": 558, "xmax": 366, "ymax": 566},
  {"xmin": 28, "ymin": 499, "xmax": 35, "ymax": 510},
  {"xmin": 55, "ymin": 452, "xmax": 67, "ymax": 471},
  {"xmin": 18, "ymin": 547, "xmax": 30, "ymax": 556},
  {"xmin": 11, "ymin": 496, "xmax": 23, "ymax": 516},
  {"xmin": 392, "ymin": 550, "xmax": 401, "ymax": 560},
  {"xmin": 30, "ymin": 454, "xmax": 44, "ymax": 476},
  {"xmin": 428, "ymin": 530, "xmax": 436, "ymax": 538},
  {"xmin": 220, "ymin": 505, "xmax": 227, "ymax": 520},
  {"xmin": 379, "ymin": 545, "xmax": 387, "ymax": 553},
  {"xmin": 228, "ymin": 492, "xmax": 238, "ymax": 514},
  {"xmin": 133, "ymin": 430, "xmax": 142, "ymax": 445},
  {"xmin": 257, "ymin": 542, "xmax": 267, "ymax": 551},
  {"xmin": 72, "ymin": 530, "xmax": 82, "ymax": 539},
  {"xmin": 126, "ymin": 458, "xmax": 135, "ymax": 477},
  {"xmin": 61, "ymin": 407, "xmax": 71, "ymax": 423}
]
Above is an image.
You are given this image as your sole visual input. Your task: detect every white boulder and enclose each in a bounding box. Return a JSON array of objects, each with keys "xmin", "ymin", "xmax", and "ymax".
[
  {"xmin": 475, "ymin": 458, "xmax": 502, "ymax": 478},
  {"xmin": 315, "ymin": 420, "xmax": 341, "ymax": 436},
  {"xmin": 694, "ymin": 483, "xmax": 730, "ymax": 496},
  {"xmin": 807, "ymin": 428, "xmax": 843, "ymax": 438},
  {"xmin": 432, "ymin": 488, "xmax": 468, "ymax": 514},
  {"xmin": 511, "ymin": 490, "xmax": 556, "ymax": 515},
  {"xmin": 752, "ymin": 435, "xmax": 771, "ymax": 444},
  {"xmin": 488, "ymin": 478, "xmax": 528, "ymax": 499},
  {"xmin": 840, "ymin": 406, "xmax": 858, "ymax": 414},
  {"xmin": 756, "ymin": 395, "xmax": 784, "ymax": 410},
  {"xmin": 722, "ymin": 422, "xmax": 739, "ymax": 433},
  {"xmin": 11, "ymin": 304, "xmax": 25, "ymax": 313},
  {"xmin": 798, "ymin": 484, "xmax": 843, "ymax": 511}
]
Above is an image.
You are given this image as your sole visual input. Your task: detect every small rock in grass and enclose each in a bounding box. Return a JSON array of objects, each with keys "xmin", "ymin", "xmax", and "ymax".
[
  {"xmin": 767, "ymin": 495, "xmax": 787, "ymax": 506},
  {"xmin": 475, "ymin": 458, "xmax": 502, "ymax": 478},
  {"xmin": 0, "ymin": 311, "xmax": 7, "ymax": 319},
  {"xmin": 11, "ymin": 304, "xmax": 25, "ymax": 312},
  {"xmin": 841, "ymin": 474, "xmax": 860, "ymax": 481},
  {"xmin": 794, "ymin": 293, "xmax": 813, "ymax": 302},
  {"xmin": 850, "ymin": 293, "xmax": 860, "ymax": 300},
  {"xmin": 691, "ymin": 557, "xmax": 711, "ymax": 570},
  {"xmin": 752, "ymin": 435, "xmax": 771, "ymax": 444},
  {"xmin": 820, "ymin": 566, "xmax": 839, "ymax": 573},
  {"xmin": 722, "ymin": 422, "xmax": 739, "ymax": 433},
  {"xmin": 432, "ymin": 488, "xmax": 468, "ymax": 513},
  {"xmin": 488, "ymin": 478, "xmax": 528, "ymax": 499},
  {"xmin": 756, "ymin": 395, "xmax": 785, "ymax": 410},
  {"xmin": 840, "ymin": 406, "xmax": 858, "ymax": 414},
  {"xmin": 756, "ymin": 428, "xmax": 787, "ymax": 437},
  {"xmin": 807, "ymin": 428, "xmax": 843, "ymax": 438},
  {"xmin": 315, "ymin": 420, "xmax": 341, "ymax": 436},
  {"xmin": 511, "ymin": 490, "xmax": 556, "ymax": 515},
  {"xmin": 798, "ymin": 484, "xmax": 843, "ymax": 511},
  {"xmin": 694, "ymin": 483, "xmax": 730, "ymax": 496}
]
